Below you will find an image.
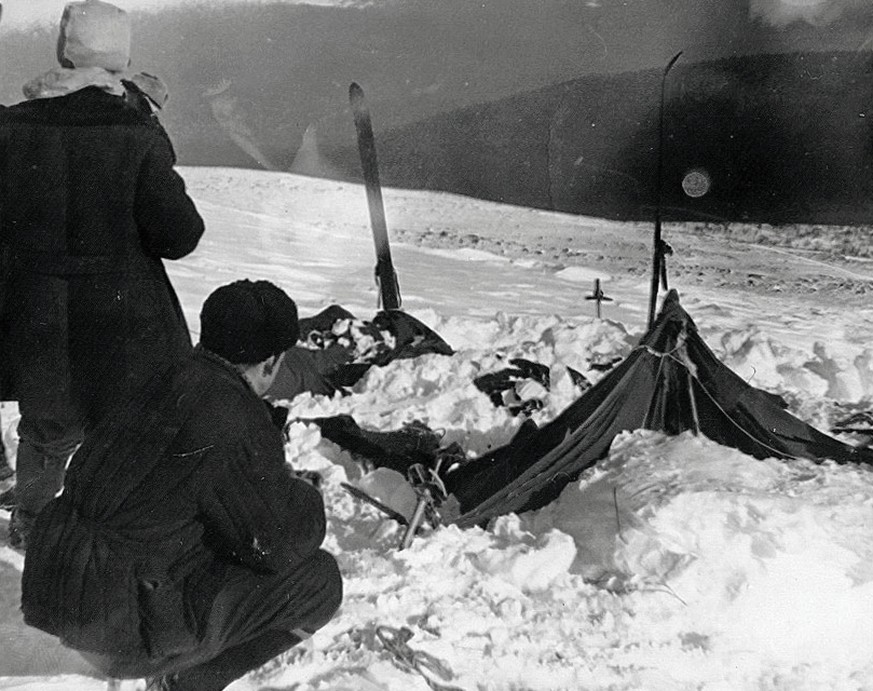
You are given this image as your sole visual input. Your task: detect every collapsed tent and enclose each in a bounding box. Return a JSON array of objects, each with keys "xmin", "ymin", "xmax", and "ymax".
[
  {"xmin": 267, "ymin": 305, "xmax": 454, "ymax": 400},
  {"xmin": 302, "ymin": 415, "xmax": 465, "ymax": 477},
  {"xmin": 307, "ymin": 355, "xmax": 590, "ymax": 477},
  {"xmin": 474, "ymin": 357, "xmax": 591, "ymax": 416},
  {"xmin": 445, "ymin": 290, "xmax": 873, "ymax": 528}
]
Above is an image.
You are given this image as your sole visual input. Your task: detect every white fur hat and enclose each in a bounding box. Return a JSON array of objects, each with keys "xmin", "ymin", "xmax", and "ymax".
[{"xmin": 57, "ymin": 1, "xmax": 131, "ymax": 72}]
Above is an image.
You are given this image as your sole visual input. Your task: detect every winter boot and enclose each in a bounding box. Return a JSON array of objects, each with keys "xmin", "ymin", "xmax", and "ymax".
[
  {"xmin": 0, "ymin": 446, "xmax": 13, "ymax": 482},
  {"xmin": 7, "ymin": 508, "xmax": 35, "ymax": 552},
  {"xmin": 0, "ymin": 485, "xmax": 14, "ymax": 510}
]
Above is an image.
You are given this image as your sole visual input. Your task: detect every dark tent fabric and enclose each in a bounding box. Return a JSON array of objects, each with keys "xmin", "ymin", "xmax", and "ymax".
[
  {"xmin": 370, "ymin": 310, "xmax": 454, "ymax": 364},
  {"xmin": 268, "ymin": 346, "xmax": 347, "ymax": 399},
  {"xmin": 474, "ymin": 357, "xmax": 591, "ymax": 416},
  {"xmin": 303, "ymin": 414, "xmax": 464, "ymax": 477},
  {"xmin": 447, "ymin": 290, "xmax": 873, "ymax": 528},
  {"xmin": 832, "ymin": 410, "xmax": 873, "ymax": 436},
  {"xmin": 268, "ymin": 306, "xmax": 453, "ymax": 400}
]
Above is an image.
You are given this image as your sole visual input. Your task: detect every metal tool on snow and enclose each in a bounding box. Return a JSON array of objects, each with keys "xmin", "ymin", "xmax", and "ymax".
[
  {"xmin": 375, "ymin": 625, "xmax": 464, "ymax": 691},
  {"xmin": 399, "ymin": 460, "xmax": 448, "ymax": 550}
]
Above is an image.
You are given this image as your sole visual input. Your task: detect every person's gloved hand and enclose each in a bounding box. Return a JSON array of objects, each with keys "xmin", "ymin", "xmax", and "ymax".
[
  {"xmin": 292, "ymin": 470, "xmax": 323, "ymax": 490},
  {"xmin": 263, "ymin": 400, "xmax": 290, "ymax": 430}
]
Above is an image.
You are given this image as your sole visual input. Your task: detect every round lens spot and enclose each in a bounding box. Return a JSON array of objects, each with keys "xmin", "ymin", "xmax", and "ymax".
[{"xmin": 682, "ymin": 168, "xmax": 711, "ymax": 198}]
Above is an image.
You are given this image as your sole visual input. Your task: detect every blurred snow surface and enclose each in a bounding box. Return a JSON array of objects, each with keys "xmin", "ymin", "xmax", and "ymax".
[{"xmin": 2, "ymin": 168, "xmax": 873, "ymax": 690}]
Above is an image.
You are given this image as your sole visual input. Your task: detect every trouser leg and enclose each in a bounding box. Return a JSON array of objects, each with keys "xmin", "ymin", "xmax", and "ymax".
[
  {"xmin": 167, "ymin": 629, "xmax": 303, "ymax": 691},
  {"xmin": 80, "ymin": 549, "xmax": 342, "ymax": 689},
  {"xmin": 14, "ymin": 415, "xmax": 83, "ymax": 519},
  {"xmin": 171, "ymin": 549, "xmax": 343, "ymax": 691}
]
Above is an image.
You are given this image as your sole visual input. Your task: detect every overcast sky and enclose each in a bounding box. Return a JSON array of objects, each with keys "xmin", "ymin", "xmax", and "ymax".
[
  {"xmin": 1, "ymin": 0, "xmax": 872, "ymax": 59},
  {"xmin": 0, "ymin": 0, "xmax": 353, "ymax": 31},
  {"xmin": 752, "ymin": 0, "xmax": 872, "ymax": 26},
  {"xmin": 2, "ymin": 0, "xmax": 178, "ymax": 30},
  {"xmin": 3, "ymin": 0, "xmax": 873, "ymax": 32}
]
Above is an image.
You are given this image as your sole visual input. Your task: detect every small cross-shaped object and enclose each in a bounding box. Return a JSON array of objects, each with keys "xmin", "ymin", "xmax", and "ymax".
[{"xmin": 585, "ymin": 278, "xmax": 613, "ymax": 319}]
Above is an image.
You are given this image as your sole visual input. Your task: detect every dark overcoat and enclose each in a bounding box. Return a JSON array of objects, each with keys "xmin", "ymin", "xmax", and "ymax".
[
  {"xmin": 21, "ymin": 349, "xmax": 327, "ymax": 658},
  {"xmin": 0, "ymin": 87, "xmax": 204, "ymax": 420}
]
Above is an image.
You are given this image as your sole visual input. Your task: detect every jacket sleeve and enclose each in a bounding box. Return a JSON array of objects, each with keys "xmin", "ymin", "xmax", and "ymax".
[
  {"xmin": 197, "ymin": 432, "xmax": 327, "ymax": 574},
  {"xmin": 134, "ymin": 129, "xmax": 205, "ymax": 260}
]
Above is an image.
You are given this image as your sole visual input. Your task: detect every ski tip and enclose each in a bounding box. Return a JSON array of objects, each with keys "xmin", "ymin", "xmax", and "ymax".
[{"xmin": 349, "ymin": 82, "xmax": 363, "ymax": 98}]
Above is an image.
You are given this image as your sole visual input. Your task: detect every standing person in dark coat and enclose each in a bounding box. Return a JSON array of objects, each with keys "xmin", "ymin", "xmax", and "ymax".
[
  {"xmin": 21, "ymin": 279, "xmax": 343, "ymax": 691},
  {"xmin": 0, "ymin": 0, "xmax": 205, "ymax": 548},
  {"xmin": 0, "ymin": 99, "xmax": 12, "ymax": 490}
]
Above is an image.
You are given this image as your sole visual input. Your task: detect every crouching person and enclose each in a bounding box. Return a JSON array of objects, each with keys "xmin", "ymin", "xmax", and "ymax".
[{"xmin": 20, "ymin": 280, "xmax": 342, "ymax": 691}]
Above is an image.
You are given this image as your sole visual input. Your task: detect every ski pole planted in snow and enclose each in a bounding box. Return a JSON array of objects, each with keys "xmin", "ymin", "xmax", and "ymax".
[
  {"xmin": 585, "ymin": 278, "xmax": 613, "ymax": 319},
  {"xmin": 349, "ymin": 82, "xmax": 402, "ymax": 312},
  {"xmin": 400, "ymin": 459, "xmax": 447, "ymax": 550},
  {"xmin": 647, "ymin": 50, "xmax": 683, "ymax": 330}
]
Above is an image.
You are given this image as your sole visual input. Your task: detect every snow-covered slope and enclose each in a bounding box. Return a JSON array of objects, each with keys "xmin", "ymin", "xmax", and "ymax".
[{"xmin": 2, "ymin": 167, "xmax": 873, "ymax": 690}]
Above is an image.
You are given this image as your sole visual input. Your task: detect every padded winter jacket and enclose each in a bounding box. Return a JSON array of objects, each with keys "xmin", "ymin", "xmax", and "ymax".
[
  {"xmin": 22, "ymin": 348, "xmax": 327, "ymax": 657},
  {"xmin": 0, "ymin": 86, "xmax": 203, "ymax": 418}
]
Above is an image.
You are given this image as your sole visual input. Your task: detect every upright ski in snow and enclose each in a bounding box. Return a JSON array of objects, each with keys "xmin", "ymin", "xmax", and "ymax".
[
  {"xmin": 647, "ymin": 51, "xmax": 683, "ymax": 329},
  {"xmin": 349, "ymin": 82, "xmax": 402, "ymax": 312}
]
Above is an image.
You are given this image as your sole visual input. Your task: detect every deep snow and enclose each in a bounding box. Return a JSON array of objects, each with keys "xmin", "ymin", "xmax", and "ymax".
[{"xmin": 2, "ymin": 167, "xmax": 873, "ymax": 690}]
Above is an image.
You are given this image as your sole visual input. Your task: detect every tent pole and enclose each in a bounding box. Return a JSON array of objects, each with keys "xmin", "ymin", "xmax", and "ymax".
[
  {"xmin": 687, "ymin": 372, "xmax": 700, "ymax": 436},
  {"xmin": 647, "ymin": 51, "xmax": 683, "ymax": 330}
]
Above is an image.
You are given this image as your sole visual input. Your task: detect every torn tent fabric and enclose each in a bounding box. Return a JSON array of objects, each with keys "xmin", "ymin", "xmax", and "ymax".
[
  {"xmin": 831, "ymin": 410, "xmax": 873, "ymax": 436},
  {"xmin": 447, "ymin": 290, "xmax": 873, "ymax": 528},
  {"xmin": 304, "ymin": 415, "xmax": 465, "ymax": 478},
  {"xmin": 474, "ymin": 357, "xmax": 591, "ymax": 416},
  {"xmin": 267, "ymin": 306, "xmax": 453, "ymax": 400},
  {"xmin": 301, "ymin": 353, "xmax": 589, "ymax": 478},
  {"xmin": 371, "ymin": 309, "xmax": 454, "ymax": 364}
]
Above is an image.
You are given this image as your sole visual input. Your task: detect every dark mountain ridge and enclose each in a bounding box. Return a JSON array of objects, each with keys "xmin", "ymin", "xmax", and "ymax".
[
  {"xmin": 319, "ymin": 50, "xmax": 873, "ymax": 226},
  {"xmin": 2, "ymin": 3, "xmax": 871, "ymax": 225}
]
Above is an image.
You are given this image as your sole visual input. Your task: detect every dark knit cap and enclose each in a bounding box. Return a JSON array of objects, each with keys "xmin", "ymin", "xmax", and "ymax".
[{"xmin": 200, "ymin": 280, "xmax": 299, "ymax": 365}]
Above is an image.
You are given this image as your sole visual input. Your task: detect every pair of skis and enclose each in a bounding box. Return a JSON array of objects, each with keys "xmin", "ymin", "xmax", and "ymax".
[{"xmin": 353, "ymin": 68, "xmax": 673, "ymax": 328}]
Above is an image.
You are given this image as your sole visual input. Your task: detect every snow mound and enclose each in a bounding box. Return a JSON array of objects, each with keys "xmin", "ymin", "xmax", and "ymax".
[{"xmin": 528, "ymin": 430, "xmax": 873, "ymax": 681}]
